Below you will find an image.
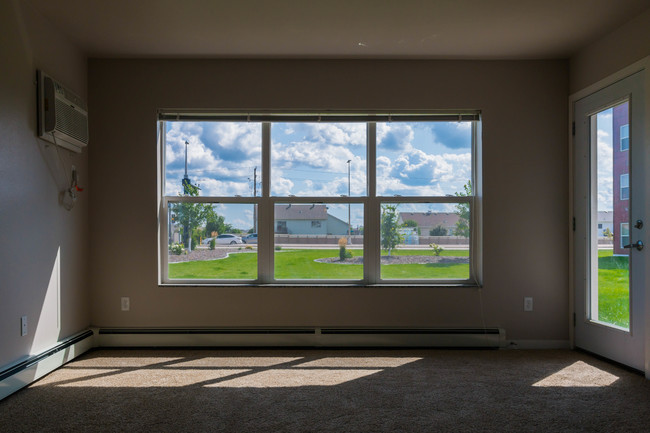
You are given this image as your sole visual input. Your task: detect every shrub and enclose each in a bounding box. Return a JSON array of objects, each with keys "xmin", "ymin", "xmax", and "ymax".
[
  {"xmin": 169, "ymin": 243, "xmax": 185, "ymax": 255},
  {"xmin": 209, "ymin": 238, "xmax": 216, "ymax": 250},
  {"xmin": 429, "ymin": 225, "xmax": 447, "ymax": 236},
  {"xmin": 245, "ymin": 245, "xmax": 253, "ymax": 250},
  {"xmin": 429, "ymin": 243, "xmax": 443, "ymax": 256},
  {"xmin": 275, "ymin": 245, "xmax": 282, "ymax": 251}
]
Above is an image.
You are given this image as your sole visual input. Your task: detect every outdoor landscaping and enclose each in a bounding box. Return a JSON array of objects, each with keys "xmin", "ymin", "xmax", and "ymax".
[{"xmin": 168, "ymin": 247, "xmax": 470, "ymax": 280}]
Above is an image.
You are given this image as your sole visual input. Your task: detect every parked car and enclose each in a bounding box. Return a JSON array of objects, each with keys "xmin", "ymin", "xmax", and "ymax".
[
  {"xmin": 242, "ymin": 233, "xmax": 258, "ymax": 244},
  {"xmin": 216, "ymin": 234, "xmax": 243, "ymax": 245},
  {"xmin": 201, "ymin": 237, "xmax": 214, "ymax": 245}
]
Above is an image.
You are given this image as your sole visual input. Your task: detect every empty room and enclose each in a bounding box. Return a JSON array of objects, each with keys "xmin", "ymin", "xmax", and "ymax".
[{"xmin": 1, "ymin": 1, "xmax": 650, "ymax": 431}]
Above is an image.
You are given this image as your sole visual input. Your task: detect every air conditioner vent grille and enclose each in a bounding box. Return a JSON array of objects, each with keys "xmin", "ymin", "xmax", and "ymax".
[{"xmin": 55, "ymin": 98, "xmax": 89, "ymax": 145}]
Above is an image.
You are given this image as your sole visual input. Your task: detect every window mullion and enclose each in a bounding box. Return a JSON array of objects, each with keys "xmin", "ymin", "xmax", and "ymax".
[
  {"xmin": 366, "ymin": 123, "xmax": 379, "ymax": 284},
  {"xmin": 259, "ymin": 122, "xmax": 273, "ymax": 283}
]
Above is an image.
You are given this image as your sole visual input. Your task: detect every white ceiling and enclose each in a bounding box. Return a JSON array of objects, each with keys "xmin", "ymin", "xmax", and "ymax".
[{"xmin": 26, "ymin": 0, "xmax": 650, "ymax": 59}]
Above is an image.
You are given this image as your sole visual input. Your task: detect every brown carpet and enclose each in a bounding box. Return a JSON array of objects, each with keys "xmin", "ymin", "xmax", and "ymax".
[{"xmin": 1, "ymin": 348, "xmax": 649, "ymax": 432}]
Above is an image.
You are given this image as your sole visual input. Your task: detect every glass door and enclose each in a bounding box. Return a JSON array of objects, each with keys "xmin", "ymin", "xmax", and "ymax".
[{"xmin": 574, "ymin": 71, "xmax": 646, "ymax": 372}]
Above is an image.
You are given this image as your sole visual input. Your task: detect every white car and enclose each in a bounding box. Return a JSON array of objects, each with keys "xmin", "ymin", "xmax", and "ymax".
[{"xmin": 216, "ymin": 234, "xmax": 243, "ymax": 245}]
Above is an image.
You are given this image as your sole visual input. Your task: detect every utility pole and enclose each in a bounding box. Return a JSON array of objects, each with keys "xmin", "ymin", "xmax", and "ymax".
[
  {"xmin": 253, "ymin": 167, "xmax": 257, "ymax": 233},
  {"xmin": 347, "ymin": 160, "xmax": 351, "ymax": 244},
  {"xmin": 182, "ymin": 140, "xmax": 191, "ymax": 251}
]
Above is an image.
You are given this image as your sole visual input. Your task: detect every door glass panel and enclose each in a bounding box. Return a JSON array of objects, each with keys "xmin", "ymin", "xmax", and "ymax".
[{"xmin": 592, "ymin": 101, "xmax": 629, "ymax": 329}]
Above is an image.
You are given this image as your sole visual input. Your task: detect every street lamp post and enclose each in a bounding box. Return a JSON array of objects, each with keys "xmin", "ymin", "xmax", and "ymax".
[{"xmin": 347, "ymin": 159, "xmax": 351, "ymax": 243}]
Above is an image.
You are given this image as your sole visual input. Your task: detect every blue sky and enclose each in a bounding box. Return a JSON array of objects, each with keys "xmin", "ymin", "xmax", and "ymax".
[
  {"xmin": 165, "ymin": 120, "xmax": 472, "ymax": 231},
  {"xmin": 596, "ymin": 108, "xmax": 613, "ymax": 212}
]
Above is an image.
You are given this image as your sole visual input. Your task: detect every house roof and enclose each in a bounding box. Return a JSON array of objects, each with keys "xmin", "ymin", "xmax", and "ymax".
[
  {"xmin": 275, "ymin": 204, "xmax": 328, "ymax": 220},
  {"xmin": 399, "ymin": 212, "xmax": 460, "ymax": 228}
]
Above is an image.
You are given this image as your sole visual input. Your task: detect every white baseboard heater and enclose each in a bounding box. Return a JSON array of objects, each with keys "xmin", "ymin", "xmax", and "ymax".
[
  {"xmin": 96, "ymin": 327, "xmax": 505, "ymax": 348},
  {"xmin": 0, "ymin": 330, "xmax": 94, "ymax": 401}
]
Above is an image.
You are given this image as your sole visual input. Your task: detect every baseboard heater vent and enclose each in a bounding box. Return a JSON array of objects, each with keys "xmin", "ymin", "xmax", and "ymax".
[
  {"xmin": 0, "ymin": 329, "xmax": 94, "ymax": 401},
  {"xmin": 96, "ymin": 327, "xmax": 504, "ymax": 348}
]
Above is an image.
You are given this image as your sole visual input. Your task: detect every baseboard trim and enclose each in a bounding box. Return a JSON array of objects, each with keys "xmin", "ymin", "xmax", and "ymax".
[
  {"xmin": 96, "ymin": 327, "xmax": 505, "ymax": 348},
  {"xmin": 0, "ymin": 330, "xmax": 95, "ymax": 401}
]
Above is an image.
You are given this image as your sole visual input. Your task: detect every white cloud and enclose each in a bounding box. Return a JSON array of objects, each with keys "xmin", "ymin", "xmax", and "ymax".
[
  {"xmin": 378, "ymin": 144, "xmax": 471, "ymax": 196},
  {"xmin": 377, "ymin": 123, "xmax": 414, "ymax": 150},
  {"xmin": 597, "ymin": 133, "xmax": 613, "ymax": 211}
]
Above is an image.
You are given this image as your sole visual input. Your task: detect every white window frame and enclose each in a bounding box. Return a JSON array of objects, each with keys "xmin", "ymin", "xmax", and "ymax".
[
  {"xmin": 158, "ymin": 112, "xmax": 482, "ymax": 286},
  {"xmin": 620, "ymin": 124, "xmax": 629, "ymax": 151},
  {"xmin": 620, "ymin": 222, "xmax": 630, "ymax": 250},
  {"xmin": 620, "ymin": 173, "xmax": 629, "ymax": 200}
]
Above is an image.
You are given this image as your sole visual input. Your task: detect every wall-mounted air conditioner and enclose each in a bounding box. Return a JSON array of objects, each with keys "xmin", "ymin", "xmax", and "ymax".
[{"xmin": 37, "ymin": 70, "xmax": 89, "ymax": 153}]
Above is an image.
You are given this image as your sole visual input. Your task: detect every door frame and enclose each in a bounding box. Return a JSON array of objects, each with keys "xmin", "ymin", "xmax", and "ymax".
[{"xmin": 569, "ymin": 57, "xmax": 650, "ymax": 378}]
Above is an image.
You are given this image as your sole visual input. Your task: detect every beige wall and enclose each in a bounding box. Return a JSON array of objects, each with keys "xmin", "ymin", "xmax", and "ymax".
[
  {"xmin": 0, "ymin": 1, "xmax": 89, "ymax": 368},
  {"xmin": 570, "ymin": 7, "xmax": 650, "ymax": 93},
  {"xmin": 88, "ymin": 59, "xmax": 568, "ymax": 341}
]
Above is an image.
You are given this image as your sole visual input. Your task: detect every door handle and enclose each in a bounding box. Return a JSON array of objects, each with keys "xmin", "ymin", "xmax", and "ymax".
[{"xmin": 623, "ymin": 240, "xmax": 644, "ymax": 251}]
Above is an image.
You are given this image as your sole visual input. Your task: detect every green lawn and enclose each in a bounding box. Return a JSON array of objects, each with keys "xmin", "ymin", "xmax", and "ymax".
[
  {"xmin": 597, "ymin": 249, "xmax": 629, "ymax": 328},
  {"xmin": 168, "ymin": 248, "xmax": 469, "ymax": 280}
]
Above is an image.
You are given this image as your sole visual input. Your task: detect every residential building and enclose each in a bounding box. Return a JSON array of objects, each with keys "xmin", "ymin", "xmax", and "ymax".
[
  {"xmin": 274, "ymin": 204, "xmax": 349, "ymax": 235},
  {"xmin": 613, "ymin": 103, "xmax": 630, "ymax": 255},
  {"xmin": 398, "ymin": 212, "xmax": 461, "ymax": 236}
]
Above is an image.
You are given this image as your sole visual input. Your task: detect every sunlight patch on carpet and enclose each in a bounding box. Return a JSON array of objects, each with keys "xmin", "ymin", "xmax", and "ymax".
[
  {"xmin": 168, "ymin": 357, "xmax": 303, "ymax": 368},
  {"xmin": 293, "ymin": 357, "xmax": 422, "ymax": 368},
  {"xmin": 68, "ymin": 357, "xmax": 185, "ymax": 368},
  {"xmin": 532, "ymin": 361, "xmax": 619, "ymax": 387},
  {"xmin": 53, "ymin": 368, "xmax": 251, "ymax": 387},
  {"xmin": 207, "ymin": 369, "xmax": 383, "ymax": 387}
]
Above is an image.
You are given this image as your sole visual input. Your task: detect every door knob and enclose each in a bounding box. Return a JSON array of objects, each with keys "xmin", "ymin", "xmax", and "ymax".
[{"xmin": 623, "ymin": 240, "xmax": 644, "ymax": 251}]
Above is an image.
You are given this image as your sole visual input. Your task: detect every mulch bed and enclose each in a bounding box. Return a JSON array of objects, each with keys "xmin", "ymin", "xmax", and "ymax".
[
  {"xmin": 315, "ymin": 256, "xmax": 469, "ymax": 265},
  {"xmin": 168, "ymin": 247, "xmax": 251, "ymax": 263}
]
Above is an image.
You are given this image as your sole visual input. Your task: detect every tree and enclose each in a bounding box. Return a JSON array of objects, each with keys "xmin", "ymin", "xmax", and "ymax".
[
  {"xmin": 454, "ymin": 181, "xmax": 472, "ymax": 238},
  {"xmin": 381, "ymin": 204, "xmax": 404, "ymax": 256},
  {"xmin": 172, "ymin": 183, "xmax": 213, "ymax": 251},
  {"xmin": 429, "ymin": 225, "xmax": 447, "ymax": 236},
  {"xmin": 402, "ymin": 219, "xmax": 418, "ymax": 228},
  {"xmin": 204, "ymin": 212, "xmax": 233, "ymax": 238}
]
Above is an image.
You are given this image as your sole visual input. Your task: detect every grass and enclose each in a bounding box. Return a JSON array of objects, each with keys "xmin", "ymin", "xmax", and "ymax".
[
  {"xmin": 597, "ymin": 249, "xmax": 629, "ymax": 328},
  {"xmin": 168, "ymin": 248, "xmax": 470, "ymax": 280}
]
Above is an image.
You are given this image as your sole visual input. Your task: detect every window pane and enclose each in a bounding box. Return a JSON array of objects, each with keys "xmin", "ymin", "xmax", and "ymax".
[
  {"xmin": 594, "ymin": 103, "xmax": 629, "ymax": 328},
  {"xmin": 271, "ymin": 123, "xmax": 367, "ymax": 196},
  {"xmin": 168, "ymin": 202, "xmax": 257, "ymax": 280},
  {"xmin": 274, "ymin": 203, "xmax": 363, "ymax": 280},
  {"xmin": 377, "ymin": 122, "xmax": 472, "ymax": 196},
  {"xmin": 164, "ymin": 121, "xmax": 262, "ymax": 197},
  {"xmin": 620, "ymin": 124, "xmax": 629, "ymax": 151},
  {"xmin": 380, "ymin": 202, "xmax": 470, "ymax": 280}
]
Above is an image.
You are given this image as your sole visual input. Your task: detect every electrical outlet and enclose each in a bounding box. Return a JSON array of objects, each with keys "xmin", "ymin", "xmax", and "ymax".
[
  {"xmin": 524, "ymin": 297, "xmax": 533, "ymax": 312},
  {"xmin": 121, "ymin": 297, "xmax": 130, "ymax": 311},
  {"xmin": 21, "ymin": 316, "xmax": 28, "ymax": 336}
]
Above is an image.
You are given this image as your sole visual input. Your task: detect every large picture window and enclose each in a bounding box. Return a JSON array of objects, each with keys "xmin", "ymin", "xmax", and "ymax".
[{"xmin": 159, "ymin": 113, "xmax": 481, "ymax": 285}]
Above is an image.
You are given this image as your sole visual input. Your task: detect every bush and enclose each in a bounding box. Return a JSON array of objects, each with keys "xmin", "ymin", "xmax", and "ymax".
[
  {"xmin": 429, "ymin": 243, "xmax": 443, "ymax": 256},
  {"xmin": 209, "ymin": 238, "xmax": 216, "ymax": 250},
  {"xmin": 429, "ymin": 225, "xmax": 447, "ymax": 236},
  {"xmin": 275, "ymin": 245, "xmax": 282, "ymax": 251},
  {"xmin": 245, "ymin": 245, "xmax": 253, "ymax": 250},
  {"xmin": 169, "ymin": 243, "xmax": 185, "ymax": 255}
]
